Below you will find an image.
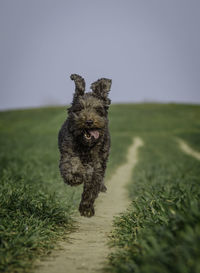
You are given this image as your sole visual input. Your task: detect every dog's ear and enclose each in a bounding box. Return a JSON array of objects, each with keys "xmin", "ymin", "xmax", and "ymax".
[
  {"xmin": 70, "ymin": 74, "xmax": 85, "ymax": 101},
  {"xmin": 91, "ymin": 78, "xmax": 112, "ymax": 105}
]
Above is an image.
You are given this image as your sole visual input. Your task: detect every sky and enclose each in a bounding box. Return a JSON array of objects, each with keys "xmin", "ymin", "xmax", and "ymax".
[{"xmin": 0, "ymin": 0, "xmax": 200, "ymax": 110}]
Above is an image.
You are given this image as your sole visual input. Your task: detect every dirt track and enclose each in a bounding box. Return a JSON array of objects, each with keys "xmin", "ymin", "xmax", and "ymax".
[
  {"xmin": 178, "ymin": 139, "xmax": 200, "ymax": 160},
  {"xmin": 35, "ymin": 137, "xmax": 143, "ymax": 273}
]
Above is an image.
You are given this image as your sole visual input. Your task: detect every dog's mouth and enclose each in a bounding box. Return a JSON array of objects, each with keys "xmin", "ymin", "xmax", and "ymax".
[{"xmin": 84, "ymin": 129, "xmax": 100, "ymax": 140}]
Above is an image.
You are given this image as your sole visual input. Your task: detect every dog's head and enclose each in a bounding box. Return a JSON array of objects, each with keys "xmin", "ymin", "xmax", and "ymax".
[{"xmin": 68, "ymin": 74, "xmax": 112, "ymax": 147}]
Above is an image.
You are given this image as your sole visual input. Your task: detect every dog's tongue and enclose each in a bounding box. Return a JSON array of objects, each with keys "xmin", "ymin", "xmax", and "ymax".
[{"xmin": 89, "ymin": 130, "xmax": 99, "ymax": 139}]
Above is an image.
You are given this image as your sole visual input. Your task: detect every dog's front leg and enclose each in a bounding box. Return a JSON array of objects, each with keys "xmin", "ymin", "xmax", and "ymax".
[
  {"xmin": 79, "ymin": 181, "xmax": 100, "ymax": 217},
  {"xmin": 59, "ymin": 154, "xmax": 87, "ymax": 186},
  {"xmin": 79, "ymin": 165, "xmax": 102, "ymax": 217}
]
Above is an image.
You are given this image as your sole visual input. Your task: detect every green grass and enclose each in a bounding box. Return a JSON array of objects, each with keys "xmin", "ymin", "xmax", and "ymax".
[
  {"xmin": 1, "ymin": 103, "xmax": 200, "ymax": 273},
  {"xmin": 0, "ymin": 107, "xmax": 78, "ymax": 272},
  {"xmin": 106, "ymin": 104, "xmax": 200, "ymax": 273},
  {"xmin": 0, "ymin": 106, "xmax": 129, "ymax": 273}
]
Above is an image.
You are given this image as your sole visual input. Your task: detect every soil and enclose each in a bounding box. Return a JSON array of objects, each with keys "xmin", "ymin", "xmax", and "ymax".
[
  {"xmin": 178, "ymin": 139, "xmax": 200, "ymax": 160},
  {"xmin": 35, "ymin": 137, "xmax": 144, "ymax": 273}
]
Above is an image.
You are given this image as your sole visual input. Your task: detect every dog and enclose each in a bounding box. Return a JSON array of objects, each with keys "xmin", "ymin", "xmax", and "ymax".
[{"xmin": 58, "ymin": 74, "xmax": 112, "ymax": 217}]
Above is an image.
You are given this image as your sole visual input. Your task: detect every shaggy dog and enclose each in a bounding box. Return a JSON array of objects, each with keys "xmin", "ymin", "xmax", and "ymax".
[{"xmin": 58, "ymin": 74, "xmax": 112, "ymax": 217}]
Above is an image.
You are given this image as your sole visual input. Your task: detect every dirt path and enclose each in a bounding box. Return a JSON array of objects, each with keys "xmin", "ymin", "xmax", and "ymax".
[
  {"xmin": 178, "ymin": 139, "xmax": 200, "ymax": 160},
  {"xmin": 35, "ymin": 137, "xmax": 144, "ymax": 273}
]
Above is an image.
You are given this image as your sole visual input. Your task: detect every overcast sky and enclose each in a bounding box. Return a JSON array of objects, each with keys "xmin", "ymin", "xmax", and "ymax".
[{"xmin": 0, "ymin": 0, "xmax": 200, "ymax": 110}]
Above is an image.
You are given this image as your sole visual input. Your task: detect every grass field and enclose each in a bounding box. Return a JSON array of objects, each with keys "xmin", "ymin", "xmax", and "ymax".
[
  {"xmin": 0, "ymin": 103, "xmax": 200, "ymax": 273},
  {"xmin": 107, "ymin": 104, "xmax": 200, "ymax": 273},
  {"xmin": 0, "ymin": 105, "xmax": 129, "ymax": 272}
]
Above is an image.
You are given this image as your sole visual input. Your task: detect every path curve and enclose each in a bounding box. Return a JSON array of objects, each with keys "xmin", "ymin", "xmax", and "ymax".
[
  {"xmin": 178, "ymin": 139, "xmax": 200, "ymax": 160},
  {"xmin": 35, "ymin": 137, "xmax": 144, "ymax": 273}
]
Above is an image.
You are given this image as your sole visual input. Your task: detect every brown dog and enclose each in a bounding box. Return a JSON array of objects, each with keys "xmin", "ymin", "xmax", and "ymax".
[{"xmin": 58, "ymin": 74, "xmax": 112, "ymax": 217}]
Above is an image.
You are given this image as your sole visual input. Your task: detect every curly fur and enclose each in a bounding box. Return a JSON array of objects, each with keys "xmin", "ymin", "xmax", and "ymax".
[{"xmin": 58, "ymin": 74, "xmax": 112, "ymax": 217}]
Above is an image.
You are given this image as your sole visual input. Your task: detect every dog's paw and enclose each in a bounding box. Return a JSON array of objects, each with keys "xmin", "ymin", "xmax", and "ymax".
[
  {"xmin": 79, "ymin": 203, "xmax": 95, "ymax": 217},
  {"xmin": 100, "ymin": 184, "xmax": 107, "ymax": 193}
]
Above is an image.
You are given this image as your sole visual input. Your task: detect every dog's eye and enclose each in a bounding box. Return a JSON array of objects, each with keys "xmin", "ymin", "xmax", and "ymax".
[
  {"xmin": 95, "ymin": 107, "xmax": 104, "ymax": 115},
  {"xmin": 73, "ymin": 107, "xmax": 82, "ymax": 113}
]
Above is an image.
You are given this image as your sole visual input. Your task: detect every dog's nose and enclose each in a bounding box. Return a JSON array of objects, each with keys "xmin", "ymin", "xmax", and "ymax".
[{"xmin": 86, "ymin": 120, "xmax": 93, "ymax": 126}]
